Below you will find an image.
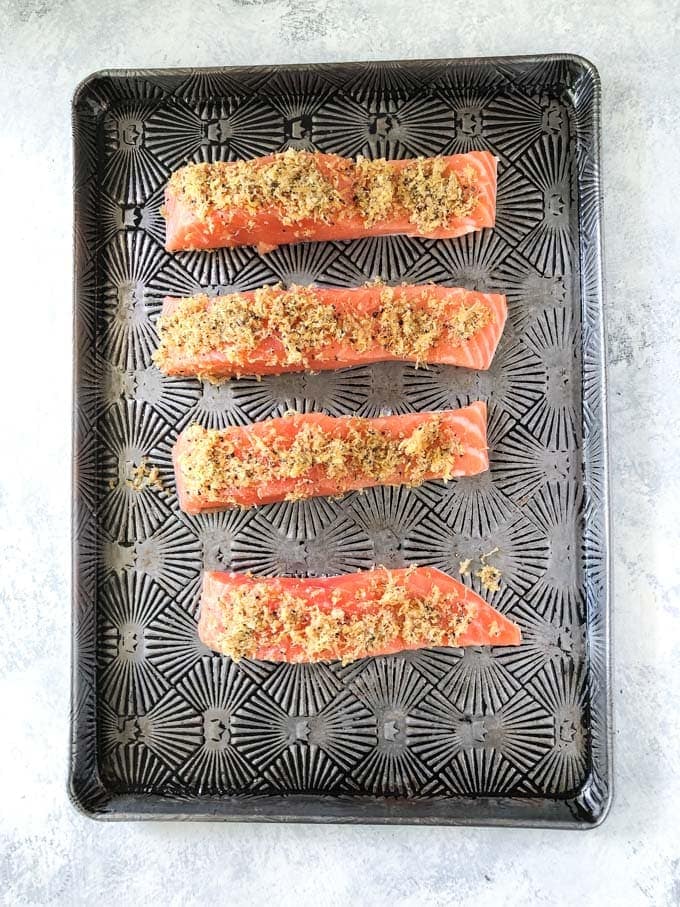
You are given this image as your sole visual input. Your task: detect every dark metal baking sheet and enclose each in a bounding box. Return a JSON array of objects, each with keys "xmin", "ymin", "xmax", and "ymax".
[{"xmin": 70, "ymin": 54, "xmax": 611, "ymax": 826}]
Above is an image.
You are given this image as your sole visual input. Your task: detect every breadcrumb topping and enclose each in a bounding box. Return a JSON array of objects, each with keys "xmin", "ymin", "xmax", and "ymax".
[
  {"xmin": 216, "ymin": 567, "xmax": 478, "ymax": 663},
  {"xmin": 475, "ymin": 564, "xmax": 502, "ymax": 593},
  {"xmin": 168, "ymin": 149, "xmax": 344, "ymax": 224},
  {"xmin": 153, "ymin": 284, "xmax": 493, "ymax": 372},
  {"xmin": 167, "ymin": 150, "xmax": 480, "ymax": 233},
  {"xmin": 353, "ymin": 156, "xmax": 396, "ymax": 227},
  {"xmin": 178, "ymin": 415, "xmax": 464, "ymax": 506},
  {"xmin": 125, "ymin": 458, "xmax": 164, "ymax": 492},
  {"xmin": 459, "ymin": 549, "xmax": 503, "ymax": 592},
  {"xmin": 396, "ymin": 158, "xmax": 479, "ymax": 232}
]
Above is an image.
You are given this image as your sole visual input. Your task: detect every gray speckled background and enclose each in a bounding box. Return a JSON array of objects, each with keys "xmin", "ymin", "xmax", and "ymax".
[{"xmin": 1, "ymin": 1, "xmax": 678, "ymax": 904}]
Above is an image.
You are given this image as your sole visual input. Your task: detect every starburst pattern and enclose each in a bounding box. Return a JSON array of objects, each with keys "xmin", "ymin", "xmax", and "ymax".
[
  {"xmin": 171, "ymin": 380, "xmax": 248, "ymax": 431},
  {"xmin": 81, "ymin": 73, "xmax": 166, "ymax": 108},
  {"xmin": 180, "ymin": 507, "xmax": 254, "ymax": 579},
  {"xmin": 404, "ymin": 332, "xmax": 544, "ymax": 423},
  {"xmin": 496, "ymin": 593, "xmax": 586, "ymax": 685},
  {"xmin": 232, "ymin": 368, "xmax": 372, "ymax": 421},
  {"xmin": 347, "ymin": 659, "xmax": 431, "ymax": 796},
  {"xmin": 233, "ymin": 684, "xmax": 374, "ymax": 788},
  {"xmin": 175, "ymin": 70, "xmax": 258, "ymax": 104},
  {"xmin": 434, "ymin": 468, "xmax": 517, "ymax": 538},
  {"xmin": 433, "ymin": 60, "xmax": 506, "ymax": 94},
  {"xmin": 494, "ymin": 160, "xmax": 545, "ymax": 247},
  {"xmin": 583, "ymin": 512, "xmax": 609, "ymax": 688},
  {"xmin": 99, "ymin": 572, "xmax": 169, "ymax": 713},
  {"xmin": 393, "ymin": 647, "xmax": 463, "ymax": 684},
  {"xmin": 156, "ymin": 245, "xmax": 277, "ymax": 299},
  {"xmin": 428, "ymin": 228, "xmax": 511, "ymax": 291},
  {"xmin": 477, "ymin": 689, "xmax": 554, "ymax": 774},
  {"xmin": 438, "ymin": 85, "xmax": 497, "ymax": 155},
  {"xmin": 132, "ymin": 689, "xmax": 203, "ymax": 768},
  {"xmin": 130, "ymin": 365, "xmax": 200, "ymax": 426},
  {"xmin": 262, "ymin": 662, "xmax": 344, "ymax": 714},
  {"xmin": 102, "ymin": 103, "xmax": 168, "ymax": 202},
  {"xmin": 74, "ymin": 424, "xmax": 99, "ymax": 514},
  {"xmin": 98, "ymin": 184, "xmax": 167, "ymax": 248},
  {"xmin": 229, "ymin": 689, "xmax": 291, "ymax": 768},
  {"xmin": 338, "ymin": 60, "xmax": 427, "ymax": 104},
  {"xmin": 69, "ymin": 697, "xmax": 107, "ymax": 811},
  {"xmin": 349, "ymin": 485, "xmax": 427, "ymax": 567},
  {"xmin": 133, "ymin": 515, "xmax": 202, "ymax": 595},
  {"xmin": 262, "ymin": 746, "xmax": 345, "ymax": 793},
  {"xmin": 72, "ymin": 59, "xmax": 609, "ymax": 822},
  {"xmin": 493, "ymin": 419, "xmax": 577, "ymax": 504},
  {"xmin": 261, "ymin": 495, "xmax": 344, "ymax": 545},
  {"xmin": 98, "ymin": 401, "xmax": 172, "ymax": 539},
  {"xmin": 99, "ymin": 690, "xmax": 201, "ymax": 782},
  {"xmin": 333, "ymin": 235, "xmax": 425, "ymax": 281},
  {"xmin": 263, "ymin": 242, "xmax": 343, "ymax": 285},
  {"xmin": 523, "ymin": 481, "xmax": 586, "ymax": 624},
  {"xmin": 439, "ymin": 645, "xmax": 521, "ymax": 714},
  {"xmin": 493, "ymin": 249, "xmax": 570, "ymax": 333},
  {"xmin": 573, "ymin": 75, "xmax": 601, "ymax": 241},
  {"xmin": 521, "ymin": 307, "xmax": 580, "ymax": 449},
  {"xmin": 100, "ymin": 231, "xmax": 168, "ymax": 370},
  {"xmin": 74, "ymin": 563, "xmax": 97, "ymax": 688},
  {"xmin": 74, "ymin": 258, "xmax": 98, "ymax": 344},
  {"xmin": 433, "ymin": 405, "xmax": 518, "ymax": 535},
  {"xmin": 485, "ymin": 90, "xmax": 569, "ymax": 161},
  {"xmin": 354, "ymin": 362, "xmax": 418, "ymax": 417},
  {"xmin": 231, "ymin": 509, "xmax": 373, "ymax": 577},
  {"xmin": 408, "ymin": 688, "xmax": 466, "ymax": 771},
  {"xmin": 146, "ymin": 601, "xmax": 212, "ymax": 682},
  {"xmin": 530, "ymin": 661, "xmax": 589, "ymax": 794},
  {"xmin": 146, "ymin": 96, "xmax": 284, "ymax": 168},
  {"xmin": 102, "ymin": 736, "xmax": 171, "ymax": 790},
  {"xmin": 496, "ymin": 57, "xmax": 579, "ymax": 94},
  {"xmin": 434, "ymin": 748, "xmax": 524, "ymax": 796},
  {"xmin": 517, "ymin": 134, "xmax": 575, "ymax": 276},
  {"xmin": 73, "ymin": 104, "xmax": 98, "ymax": 187},
  {"xmin": 305, "ymin": 691, "xmax": 376, "ymax": 770},
  {"xmin": 582, "ymin": 312, "xmax": 606, "ymax": 419},
  {"xmin": 404, "ymin": 507, "xmax": 549, "ymax": 602},
  {"xmin": 175, "ymin": 657, "xmax": 256, "ymax": 792},
  {"xmin": 73, "ymin": 178, "xmax": 100, "ymax": 267},
  {"xmin": 266, "ymin": 66, "xmax": 338, "ymax": 98},
  {"xmin": 317, "ymin": 90, "xmax": 455, "ymax": 160},
  {"xmin": 195, "ymin": 97, "xmax": 285, "ymax": 163}
]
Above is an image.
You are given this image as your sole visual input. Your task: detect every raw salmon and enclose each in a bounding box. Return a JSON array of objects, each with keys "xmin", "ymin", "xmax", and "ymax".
[
  {"xmin": 173, "ymin": 402, "xmax": 489, "ymax": 513},
  {"xmin": 154, "ymin": 283, "xmax": 507, "ymax": 379},
  {"xmin": 163, "ymin": 149, "xmax": 497, "ymax": 252},
  {"xmin": 198, "ymin": 566, "xmax": 521, "ymax": 664}
]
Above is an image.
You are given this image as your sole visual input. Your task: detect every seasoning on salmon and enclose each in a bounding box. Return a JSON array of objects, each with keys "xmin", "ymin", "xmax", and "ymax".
[
  {"xmin": 162, "ymin": 149, "xmax": 497, "ymax": 252},
  {"xmin": 173, "ymin": 402, "xmax": 489, "ymax": 513},
  {"xmin": 198, "ymin": 566, "xmax": 522, "ymax": 664},
  {"xmin": 153, "ymin": 283, "xmax": 507, "ymax": 379}
]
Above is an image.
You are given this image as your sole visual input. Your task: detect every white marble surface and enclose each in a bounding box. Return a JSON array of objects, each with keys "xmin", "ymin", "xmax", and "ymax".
[{"xmin": 1, "ymin": 1, "xmax": 679, "ymax": 904}]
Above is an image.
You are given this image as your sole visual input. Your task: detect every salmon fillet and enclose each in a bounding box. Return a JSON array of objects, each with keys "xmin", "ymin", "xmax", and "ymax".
[
  {"xmin": 173, "ymin": 402, "xmax": 489, "ymax": 513},
  {"xmin": 198, "ymin": 566, "xmax": 521, "ymax": 663},
  {"xmin": 163, "ymin": 149, "xmax": 497, "ymax": 252},
  {"xmin": 154, "ymin": 283, "xmax": 507, "ymax": 379}
]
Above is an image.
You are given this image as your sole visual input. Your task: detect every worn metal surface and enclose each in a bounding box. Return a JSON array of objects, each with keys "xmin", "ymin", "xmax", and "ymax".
[{"xmin": 71, "ymin": 56, "xmax": 609, "ymax": 826}]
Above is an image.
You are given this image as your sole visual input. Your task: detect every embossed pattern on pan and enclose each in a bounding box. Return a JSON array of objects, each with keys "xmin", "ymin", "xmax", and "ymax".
[{"xmin": 71, "ymin": 55, "xmax": 611, "ymax": 826}]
